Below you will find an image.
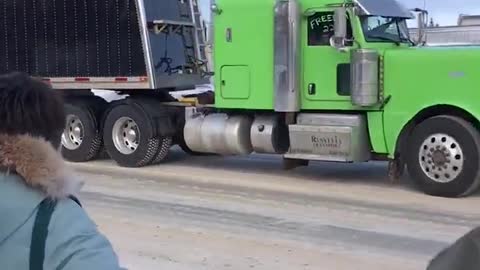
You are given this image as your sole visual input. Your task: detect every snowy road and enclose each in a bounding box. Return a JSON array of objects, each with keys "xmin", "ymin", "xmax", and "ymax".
[{"xmin": 69, "ymin": 149, "xmax": 480, "ymax": 270}]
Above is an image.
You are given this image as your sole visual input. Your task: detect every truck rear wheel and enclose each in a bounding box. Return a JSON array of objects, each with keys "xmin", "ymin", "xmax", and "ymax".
[
  {"xmin": 82, "ymin": 95, "xmax": 109, "ymax": 159},
  {"xmin": 61, "ymin": 102, "xmax": 103, "ymax": 162},
  {"xmin": 103, "ymin": 103, "xmax": 160, "ymax": 167},
  {"xmin": 151, "ymin": 137, "xmax": 173, "ymax": 164},
  {"xmin": 406, "ymin": 115, "xmax": 480, "ymax": 197}
]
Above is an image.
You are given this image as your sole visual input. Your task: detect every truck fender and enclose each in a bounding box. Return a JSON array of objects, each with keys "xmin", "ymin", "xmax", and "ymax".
[{"xmin": 393, "ymin": 104, "xmax": 480, "ymax": 160}]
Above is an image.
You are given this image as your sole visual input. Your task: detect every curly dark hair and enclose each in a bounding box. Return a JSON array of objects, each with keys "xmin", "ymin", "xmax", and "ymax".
[{"xmin": 0, "ymin": 72, "xmax": 66, "ymax": 147}]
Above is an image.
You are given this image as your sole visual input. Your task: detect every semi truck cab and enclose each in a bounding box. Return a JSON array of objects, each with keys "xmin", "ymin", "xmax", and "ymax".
[{"xmin": 182, "ymin": 0, "xmax": 480, "ymax": 198}]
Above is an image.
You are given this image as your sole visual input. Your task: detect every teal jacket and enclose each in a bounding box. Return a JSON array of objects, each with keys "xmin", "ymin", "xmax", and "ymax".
[{"xmin": 0, "ymin": 134, "xmax": 120, "ymax": 270}]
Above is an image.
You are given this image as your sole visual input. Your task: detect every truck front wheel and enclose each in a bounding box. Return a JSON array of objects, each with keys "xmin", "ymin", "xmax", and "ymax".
[
  {"xmin": 103, "ymin": 104, "xmax": 161, "ymax": 167},
  {"xmin": 406, "ymin": 115, "xmax": 480, "ymax": 198}
]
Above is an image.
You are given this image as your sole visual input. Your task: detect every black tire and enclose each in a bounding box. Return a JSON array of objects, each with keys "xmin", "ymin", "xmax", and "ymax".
[
  {"xmin": 79, "ymin": 95, "xmax": 110, "ymax": 159},
  {"xmin": 151, "ymin": 137, "xmax": 173, "ymax": 164},
  {"xmin": 80, "ymin": 95, "xmax": 109, "ymax": 115},
  {"xmin": 406, "ymin": 115, "xmax": 480, "ymax": 198},
  {"xmin": 89, "ymin": 96, "xmax": 110, "ymax": 159},
  {"xmin": 103, "ymin": 103, "xmax": 160, "ymax": 167},
  {"xmin": 61, "ymin": 103, "xmax": 103, "ymax": 162}
]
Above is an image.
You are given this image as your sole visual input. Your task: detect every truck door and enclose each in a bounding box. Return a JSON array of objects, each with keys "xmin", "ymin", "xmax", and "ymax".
[{"xmin": 303, "ymin": 8, "xmax": 354, "ymax": 103}]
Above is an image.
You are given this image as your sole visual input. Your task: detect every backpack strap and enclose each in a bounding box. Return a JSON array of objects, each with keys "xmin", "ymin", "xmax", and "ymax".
[
  {"xmin": 29, "ymin": 198, "xmax": 57, "ymax": 270},
  {"xmin": 68, "ymin": 195, "xmax": 82, "ymax": 207},
  {"xmin": 29, "ymin": 196, "xmax": 82, "ymax": 270}
]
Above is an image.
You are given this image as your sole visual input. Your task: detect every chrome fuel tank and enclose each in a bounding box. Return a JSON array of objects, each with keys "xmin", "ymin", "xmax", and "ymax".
[{"xmin": 184, "ymin": 113, "xmax": 253, "ymax": 155}]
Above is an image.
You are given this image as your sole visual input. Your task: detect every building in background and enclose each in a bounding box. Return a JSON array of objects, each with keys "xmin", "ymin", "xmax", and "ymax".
[
  {"xmin": 410, "ymin": 14, "xmax": 480, "ymax": 45},
  {"xmin": 458, "ymin": 14, "xmax": 480, "ymax": 26}
]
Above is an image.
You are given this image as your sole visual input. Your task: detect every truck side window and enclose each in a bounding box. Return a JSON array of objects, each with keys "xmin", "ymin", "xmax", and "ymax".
[{"xmin": 308, "ymin": 11, "xmax": 353, "ymax": 46}]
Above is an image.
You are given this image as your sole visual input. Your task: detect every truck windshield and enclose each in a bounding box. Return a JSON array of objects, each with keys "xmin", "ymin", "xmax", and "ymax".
[{"xmin": 360, "ymin": 16, "xmax": 411, "ymax": 44}]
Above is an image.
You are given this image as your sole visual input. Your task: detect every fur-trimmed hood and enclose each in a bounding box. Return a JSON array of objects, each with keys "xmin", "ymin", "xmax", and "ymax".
[
  {"xmin": 0, "ymin": 137, "xmax": 120, "ymax": 270},
  {"xmin": 0, "ymin": 134, "xmax": 82, "ymax": 199}
]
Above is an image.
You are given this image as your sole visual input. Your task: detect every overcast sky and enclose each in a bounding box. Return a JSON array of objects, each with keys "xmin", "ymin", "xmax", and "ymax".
[{"xmin": 199, "ymin": 0, "xmax": 480, "ymax": 26}]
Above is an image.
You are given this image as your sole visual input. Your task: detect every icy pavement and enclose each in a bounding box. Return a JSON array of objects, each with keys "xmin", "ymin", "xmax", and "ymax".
[{"xmin": 69, "ymin": 149, "xmax": 480, "ymax": 270}]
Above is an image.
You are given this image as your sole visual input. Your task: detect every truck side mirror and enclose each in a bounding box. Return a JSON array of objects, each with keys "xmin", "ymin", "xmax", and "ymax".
[
  {"xmin": 330, "ymin": 7, "xmax": 348, "ymax": 50},
  {"xmin": 409, "ymin": 8, "xmax": 428, "ymax": 46},
  {"xmin": 416, "ymin": 9, "xmax": 428, "ymax": 46}
]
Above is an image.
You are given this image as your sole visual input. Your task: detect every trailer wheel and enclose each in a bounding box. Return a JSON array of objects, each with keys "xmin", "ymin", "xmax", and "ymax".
[
  {"xmin": 61, "ymin": 103, "xmax": 103, "ymax": 162},
  {"xmin": 151, "ymin": 137, "xmax": 173, "ymax": 164},
  {"xmin": 78, "ymin": 95, "xmax": 110, "ymax": 159},
  {"xmin": 103, "ymin": 104, "xmax": 160, "ymax": 167},
  {"xmin": 91, "ymin": 97, "xmax": 110, "ymax": 159},
  {"xmin": 406, "ymin": 115, "xmax": 480, "ymax": 197}
]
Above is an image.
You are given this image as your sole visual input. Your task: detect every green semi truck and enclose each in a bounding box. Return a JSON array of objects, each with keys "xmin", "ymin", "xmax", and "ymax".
[
  {"xmin": 4, "ymin": 0, "xmax": 479, "ymax": 198},
  {"xmin": 185, "ymin": 0, "xmax": 480, "ymax": 198}
]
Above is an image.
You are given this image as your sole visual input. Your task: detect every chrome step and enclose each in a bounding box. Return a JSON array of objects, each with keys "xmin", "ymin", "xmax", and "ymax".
[{"xmin": 284, "ymin": 114, "xmax": 371, "ymax": 162}]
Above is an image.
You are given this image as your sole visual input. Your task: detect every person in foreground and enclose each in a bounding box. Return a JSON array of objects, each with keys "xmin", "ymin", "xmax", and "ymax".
[
  {"xmin": 0, "ymin": 72, "xmax": 120, "ymax": 270},
  {"xmin": 427, "ymin": 226, "xmax": 480, "ymax": 270}
]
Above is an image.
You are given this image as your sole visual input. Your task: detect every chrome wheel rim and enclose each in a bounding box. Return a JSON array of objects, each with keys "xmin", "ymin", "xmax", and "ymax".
[
  {"xmin": 62, "ymin": 114, "xmax": 84, "ymax": 150},
  {"xmin": 112, "ymin": 117, "xmax": 140, "ymax": 155},
  {"xmin": 419, "ymin": 133, "xmax": 464, "ymax": 183}
]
